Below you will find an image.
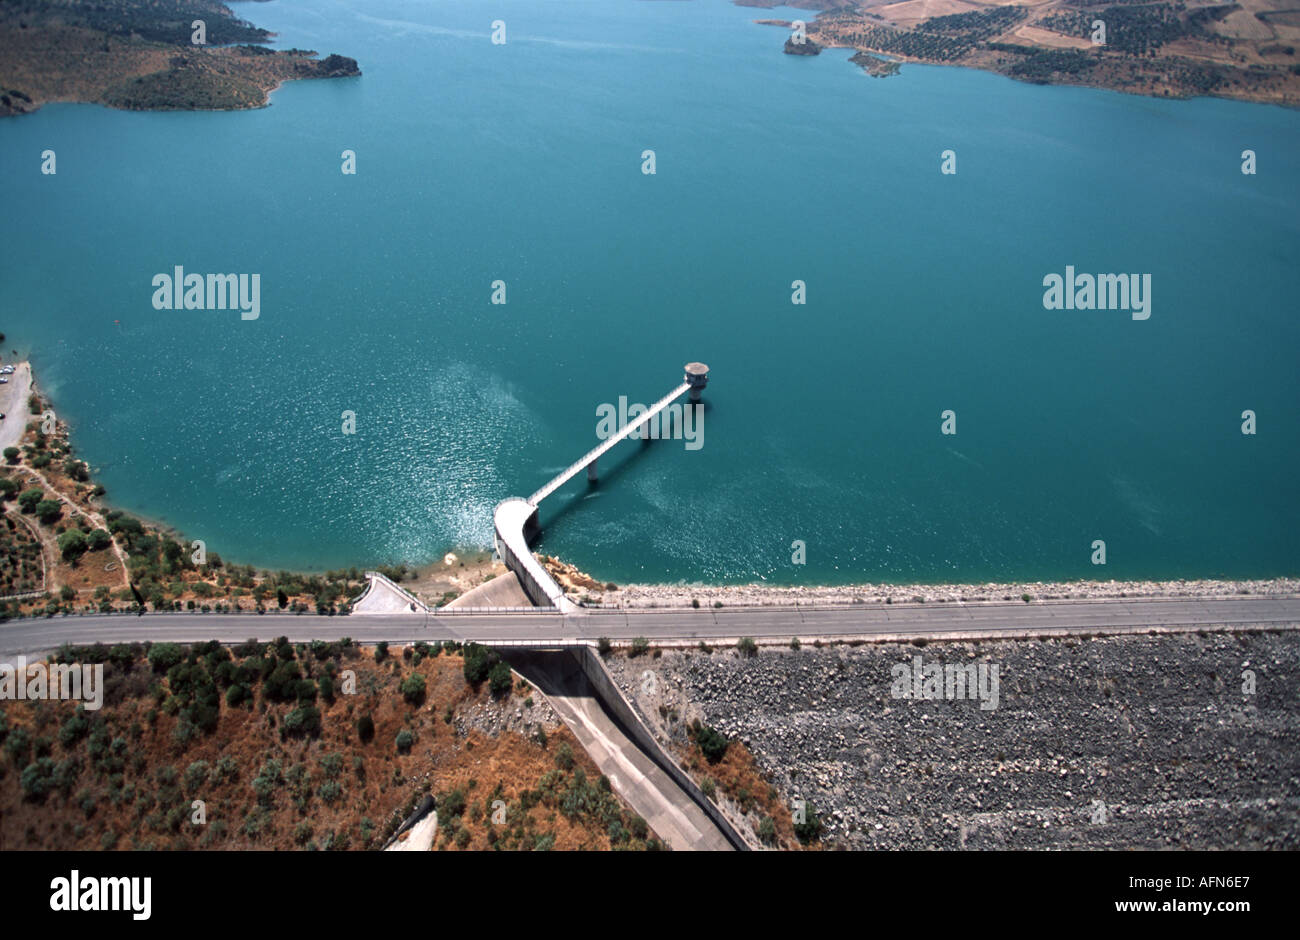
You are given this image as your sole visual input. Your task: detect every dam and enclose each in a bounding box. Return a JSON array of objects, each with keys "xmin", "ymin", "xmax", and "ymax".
[{"xmin": 493, "ymin": 363, "xmax": 710, "ymax": 612}]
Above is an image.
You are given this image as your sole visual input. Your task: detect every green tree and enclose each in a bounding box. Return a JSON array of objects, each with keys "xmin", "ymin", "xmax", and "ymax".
[
  {"xmin": 357, "ymin": 714, "xmax": 375, "ymax": 743},
  {"xmin": 147, "ymin": 643, "xmax": 185, "ymax": 673},
  {"xmin": 488, "ymin": 661, "xmax": 513, "ymax": 699},
  {"xmin": 3, "ymin": 447, "xmax": 19, "ymax": 465},
  {"xmin": 17, "ymin": 488, "xmax": 43, "ymax": 513},
  {"xmin": 399, "ymin": 674, "xmax": 426, "ymax": 706},
  {"xmin": 86, "ymin": 529, "xmax": 112, "ymax": 552},
  {"xmin": 35, "ymin": 499, "xmax": 62, "ymax": 524},
  {"xmin": 283, "ymin": 705, "xmax": 322, "ymax": 737},
  {"xmin": 63, "ymin": 458, "xmax": 89, "ymax": 482},
  {"xmin": 690, "ymin": 720, "xmax": 729, "ymax": 764},
  {"xmin": 395, "ymin": 729, "xmax": 414, "ymax": 753},
  {"xmin": 462, "ymin": 643, "xmax": 498, "ymax": 685},
  {"xmin": 57, "ymin": 529, "xmax": 88, "ymax": 561}
]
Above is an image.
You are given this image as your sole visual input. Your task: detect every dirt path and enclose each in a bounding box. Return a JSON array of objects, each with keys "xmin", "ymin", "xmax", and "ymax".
[{"xmin": 17, "ymin": 465, "xmax": 130, "ymax": 590}]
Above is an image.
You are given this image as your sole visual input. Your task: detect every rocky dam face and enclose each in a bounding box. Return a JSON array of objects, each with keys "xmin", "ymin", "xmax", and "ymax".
[{"xmin": 607, "ymin": 631, "xmax": 1300, "ymax": 850}]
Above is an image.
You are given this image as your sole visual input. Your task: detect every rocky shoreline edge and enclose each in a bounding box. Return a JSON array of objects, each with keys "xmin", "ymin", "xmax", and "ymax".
[{"xmin": 569, "ymin": 575, "xmax": 1300, "ymax": 610}]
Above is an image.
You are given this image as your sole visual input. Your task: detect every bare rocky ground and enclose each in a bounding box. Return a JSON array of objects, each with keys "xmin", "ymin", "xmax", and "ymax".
[{"xmin": 607, "ymin": 630, "xmax": 1300, "ymax": 849}]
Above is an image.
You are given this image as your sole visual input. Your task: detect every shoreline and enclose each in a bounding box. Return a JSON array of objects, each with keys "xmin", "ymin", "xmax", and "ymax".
[
  {"xmin": 12, "ymin": 362, "xmax": 1299, "ymax": 611},
  {"xmin": 754, "ymin": 4, "xmax": 1300, "ymax": 110},
  {"xmin": 581, "ymin": 575, "xmax": 1300, "ymax": 609}
]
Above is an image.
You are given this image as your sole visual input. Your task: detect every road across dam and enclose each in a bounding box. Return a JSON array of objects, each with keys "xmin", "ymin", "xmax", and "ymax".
[{"xmin": 3, "ymin": 594, "xmax": 1298, "ymax": 660}]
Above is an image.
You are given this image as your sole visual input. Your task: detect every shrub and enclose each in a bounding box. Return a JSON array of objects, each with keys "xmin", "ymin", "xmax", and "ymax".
[
  {"xmin": 462, "ymin": 643, "xmax": 498, "ymax": 685},
  {"xmin": 357, "ymin": 714, "xmax": 375, "ymax": 742},
  {"xmin": 147, "ymin": 643, "xmax": 185, "ymax": 673},
  {"xmin": 283, "ymin": 705, "xmax": 322, "ymax": 737},
  {"xmin": 58, "ymin": 707, "xmax": 90, "ymax": 747},
  {"xmin": 35, "ymin": 499, "xmax": 63, "ymax": 524},
  {"xmin": 395, "ymin": 729, "xmax": 414, "ymax": 753},
  {"xmin": 251, "ymin": 759, "xmax": 283, "ymax": 806},
  {"xmin": 629, "ymin": 637, "xmax": 649, "ymax": 658},
  {"xmin": 596, "ymin": 637, "xmax": 612, "ymax": 657},
  {"xmin": 737, "ymin": 637, "xmax": 758, "ymax": 658},
  {"xmin": 399, "ymin": 674, "xmax": 426, "ymax": 706},
  {"xmin": 690, "ymin": 720, "xmax": 729, "ymax": 764},
  {"xmin": 794, "ymin": 801, "xmax": 824, "ymax": 844},
  {"xmin": 488, "ymin": 661, "xmax": 513, "ymax": 699},
  {"xmin": 183, "ymin": 760, "xmax": 210, "ymax": 793},
  {"xmin": 20, "ymin": 758, "xmax": 56, "ymax": 799},
  {"xmin": 57, "ymin": 529, "xmax": 89, "ymax": 561}
]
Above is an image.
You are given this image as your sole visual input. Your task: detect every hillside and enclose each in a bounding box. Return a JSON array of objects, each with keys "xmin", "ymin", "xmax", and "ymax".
[
  {"xmin": 762, "ymin": 0, "xmax": 1300, "ymax": 106},
  {"xmin": 0, "ymin": 638, "xmax": 663, "ymax": 850},
  {"xmin": 0, "ymin": 0, "xmax": 359, "ymax": 116}
]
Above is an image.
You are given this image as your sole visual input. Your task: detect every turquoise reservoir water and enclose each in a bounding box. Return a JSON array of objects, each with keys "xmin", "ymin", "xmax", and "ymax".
[{"xmin": 1, "ymin": 0, "xmax": 1298, "ymax": 583}]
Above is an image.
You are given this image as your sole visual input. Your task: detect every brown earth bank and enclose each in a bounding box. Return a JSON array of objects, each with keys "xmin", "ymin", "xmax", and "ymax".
[
  {"xmin": 0, "ymin": 639, "xmax": 663, "ymax": 850},
  {"xmin": 755, "ymin": 0, "xmax": 1300, "ymax": 106},
  {"xmin": 0, "ymin": 0, "xmax": 359, "ymax": 117}
]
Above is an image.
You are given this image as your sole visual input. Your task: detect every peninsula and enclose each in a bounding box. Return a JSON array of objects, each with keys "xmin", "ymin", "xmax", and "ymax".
[
  {"xmin": 0, "ymin": 0, "xmax": 359, "ymax": 117},
  {"xmin": 750, "ymin": 0, "xmax": 1300, "ymax": 106}
]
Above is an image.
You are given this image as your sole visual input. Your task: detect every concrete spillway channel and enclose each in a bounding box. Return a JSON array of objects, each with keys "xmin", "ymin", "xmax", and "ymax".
[{"xmin": 503, "ymin": 647, "xmax": 749, "ymax": 851}]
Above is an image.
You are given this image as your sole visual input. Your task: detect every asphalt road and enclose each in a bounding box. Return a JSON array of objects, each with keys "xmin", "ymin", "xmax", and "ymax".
[{"xmin": 2, "ymin": 595, "xmax": 1298, "ymax": 659}]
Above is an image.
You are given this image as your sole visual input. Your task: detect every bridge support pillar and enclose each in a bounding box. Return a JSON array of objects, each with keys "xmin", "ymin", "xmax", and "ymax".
[{"xmin": 587, "ymin": 458, "xmax": 597, "ymax": 483}]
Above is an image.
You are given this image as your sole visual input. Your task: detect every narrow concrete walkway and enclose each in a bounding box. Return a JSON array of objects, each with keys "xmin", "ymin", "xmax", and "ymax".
[{"xmin": 505, "ymin": 650, "xmax": 733, "ymax": 851}]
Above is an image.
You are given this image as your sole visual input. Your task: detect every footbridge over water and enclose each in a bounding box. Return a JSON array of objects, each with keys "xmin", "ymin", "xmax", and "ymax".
[{"xmin": 493, "ymin": 363, "xmax": 709, "ymax": 612}]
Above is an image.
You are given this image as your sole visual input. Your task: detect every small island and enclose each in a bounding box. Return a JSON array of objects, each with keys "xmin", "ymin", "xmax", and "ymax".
[
  {"xmin": 0, "ymin": 0, "xmax": 359, "ymax": 117},
  {"xmin": 783, "ymin": 36, "xmax": 822, "ymax": 55}
]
